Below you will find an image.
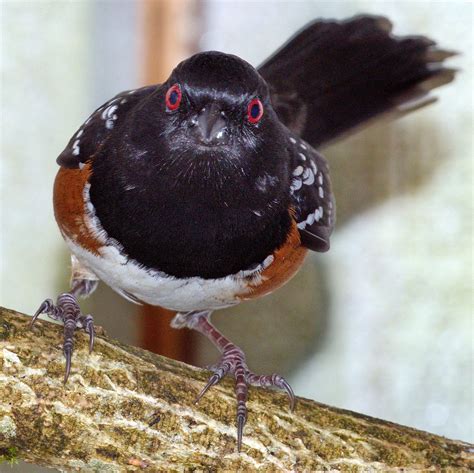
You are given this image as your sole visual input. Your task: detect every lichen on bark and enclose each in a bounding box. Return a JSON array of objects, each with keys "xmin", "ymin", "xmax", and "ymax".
[{"xmin": 0, "ymin": 306, "xmax": 472, "ymax": 471}]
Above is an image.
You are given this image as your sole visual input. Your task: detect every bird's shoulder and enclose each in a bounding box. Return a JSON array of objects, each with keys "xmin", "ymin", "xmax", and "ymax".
[{"xmin": 57, "ymin": 85, "xmax": 157, "ymax": 169}]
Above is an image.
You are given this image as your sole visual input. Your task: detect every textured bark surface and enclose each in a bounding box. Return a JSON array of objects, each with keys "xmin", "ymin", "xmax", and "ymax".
[{"xmin": 0, "ymin": 307, "xmax": 472, "ymax": 472}]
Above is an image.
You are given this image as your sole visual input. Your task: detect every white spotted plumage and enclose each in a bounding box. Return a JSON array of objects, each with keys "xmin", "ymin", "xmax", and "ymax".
[
  {"xmin": 62, "ymin": 86, "xmax": 155, "ymax": 164},
  {"xmin": 72, "ymin": 139, "xmax": 80, "ymax": 156},
  {"xmin": 290, "ymin": 178, "xmax": 303, "ymax": 192},
  {"xmin": 101, "ymin": 104, "xmax": 119, "ymax": 130},
  {"xmin": 302, "ymin": 167, "xmax": 315, "ymax": 185},
  {"xmin": 293, "ymin": 165, "xmax": 304, "ymax": 176},
  {"xmin": 288, "ymin": 134, "xmax": 335, "ymax": 240},
  {"xmin": 295, "ymin": 205, "xmax": 324, "ymax": 231}
]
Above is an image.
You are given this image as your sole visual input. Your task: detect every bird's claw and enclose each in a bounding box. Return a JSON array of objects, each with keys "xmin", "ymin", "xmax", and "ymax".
[
  {"xmin": 194, "ymin": 372, "xmax": 222, "ymax": 404},
  {"xmin": 31, "ymin": 293, "xmax": 95, "ymax": 383},
  {"xmin": 196, "ymin": 344, "xmax": 295, "ymax": 451}
]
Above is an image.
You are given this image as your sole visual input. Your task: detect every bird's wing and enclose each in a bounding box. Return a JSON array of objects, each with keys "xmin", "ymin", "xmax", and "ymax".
[
  {"xmin": 258, "ymin": 15, "xmax": 456, "ymax": 149},
  {"xmin": 288, "ymin": 135, "xmax": 335, "ymax": 252},
  {"xmin": 57, "ymin": 85, "xmax": 157, "ymax": 168}
]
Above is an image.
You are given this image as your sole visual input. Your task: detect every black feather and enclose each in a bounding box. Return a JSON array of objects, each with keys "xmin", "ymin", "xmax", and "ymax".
[
  {"xmin": 287, "ymin": 135, "xmax": 335, "ymax": 252},
  {"xmin": 57, "ymin": 85, "xmax": 156, "ymax": 168},
  {"xmin": 258, "ymin": 14, "xmax": 456, "ymax": 148}
]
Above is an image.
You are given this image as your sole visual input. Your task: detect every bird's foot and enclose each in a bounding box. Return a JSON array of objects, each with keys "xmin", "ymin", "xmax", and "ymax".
[
  {"xmin": 196, "ymin": 343, "xmax": 295, "ymax": 451},
  {"xmin": 31, "ymin": 292, "xmax": 95, "ymax": 383}
]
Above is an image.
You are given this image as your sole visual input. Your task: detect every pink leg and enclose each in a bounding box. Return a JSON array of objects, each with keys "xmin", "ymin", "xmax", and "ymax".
[
  {"xmin": 171, "ymin": 311, "xmax": 295, "ymax": 451},
  {"xmin": 31, "ymin": 264, "xmax": 98, "ymax": 383},
  {"xmin": 31, "ymin": 293, "xmax": 95, "ymax": 383}
]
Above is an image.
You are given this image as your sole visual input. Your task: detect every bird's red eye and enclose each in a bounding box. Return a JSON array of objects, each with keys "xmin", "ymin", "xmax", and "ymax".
[
  {"xmin": 247, "ymin": 98, "xmax": 264, "ymax": 124},
  {"xmin": 165, "ymin": 84, "xmax": 182, "ymax": 111}
]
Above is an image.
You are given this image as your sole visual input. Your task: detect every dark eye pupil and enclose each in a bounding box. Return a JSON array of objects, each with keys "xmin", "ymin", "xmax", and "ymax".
[
  {"xmin": 169, "ymin": 90, "xmax": 178, "ymax": 104},
  {"xmin": 251, "ymin": 103, "xmax": 260, "ymax": 118}
]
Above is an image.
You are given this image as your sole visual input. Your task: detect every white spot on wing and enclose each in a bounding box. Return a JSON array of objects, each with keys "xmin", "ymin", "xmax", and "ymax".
[
  {"xmin": 289, "ymin": 137, "xmax": 297, "ymax": 144},
  {"xmin": 291, "ymin": 178, "xmax": 302, "ymax": 192},
  {"xmin": 319, "ymin": 186, "xmax": 324, "ymax": 198},
  {"xmin": 302, "ymin": 168, "xmax": 315, "ymax": 185},
  {"xmin": 102, "ymin": 104, "xmax": 119, "ymax": 129},
  {"xmin": 72, "ymin": 139, "xmax": 80, "ymax": 156},
  {"xmin": 108, "ymin": 105, "xmax": 118, "ymax": 117},
  {"xmin": 293, "ymin": 166, "xmax": 304, "ymax": 176}
]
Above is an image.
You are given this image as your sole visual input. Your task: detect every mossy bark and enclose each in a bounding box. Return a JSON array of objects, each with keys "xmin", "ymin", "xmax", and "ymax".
[{"xmin": 0, "ymin": 307, "xmax": 472, "ymax": 472}]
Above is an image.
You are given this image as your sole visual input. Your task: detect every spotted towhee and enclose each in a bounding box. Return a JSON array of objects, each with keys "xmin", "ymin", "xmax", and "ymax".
[{"xmin": 32, "ymin": 15, "xmax": 454, "ymax": 449}]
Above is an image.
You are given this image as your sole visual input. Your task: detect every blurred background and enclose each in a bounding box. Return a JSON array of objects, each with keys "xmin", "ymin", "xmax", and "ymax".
[{"xmin": 1, "ymin": 1, "xmax": 472, "ymax": 470}]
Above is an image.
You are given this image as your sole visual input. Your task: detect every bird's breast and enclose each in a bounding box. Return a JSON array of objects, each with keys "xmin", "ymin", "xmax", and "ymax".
[
  {"xmin": 53, "ymin": 162, "xmax": 306, "ymax": 310},
  {"xmin": 85, "ymin": 159, "xmax": 293, "ymax": 279}
]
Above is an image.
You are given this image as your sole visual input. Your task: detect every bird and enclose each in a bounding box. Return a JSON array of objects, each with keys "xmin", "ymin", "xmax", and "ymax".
[{"xmin": 31, "ymin": 15, "xmax": 455, "ymax": 450}]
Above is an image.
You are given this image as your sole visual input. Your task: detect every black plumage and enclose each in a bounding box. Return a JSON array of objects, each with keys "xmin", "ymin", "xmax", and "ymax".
[
  {"xmin": 259, "ymin": 15, "xmax": 456, "ymax": 148},
  {"xmin": 56, "ymin": 14, "xmax": 454, "ymax": 278}
]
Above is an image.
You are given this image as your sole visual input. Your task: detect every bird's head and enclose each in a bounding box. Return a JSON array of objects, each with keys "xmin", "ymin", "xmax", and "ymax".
[
  {"xmin": 125, "ymin": 51, "xmax": 290, "ymax": 203},
  {"xmin": 166, "ymin": 51, "xmax": 269, "ymax": 149}
]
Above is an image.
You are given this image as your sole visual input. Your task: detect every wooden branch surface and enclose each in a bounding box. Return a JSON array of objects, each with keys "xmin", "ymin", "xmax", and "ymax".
[{"xmin": 0, "ymin": 307, "xmax": 472, "ymax": 471}]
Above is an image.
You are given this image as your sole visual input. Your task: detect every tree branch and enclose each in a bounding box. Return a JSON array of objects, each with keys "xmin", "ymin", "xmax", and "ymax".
[{"xmin": 0, "ymin": 307, "xmax": 472, "ymax": 471}]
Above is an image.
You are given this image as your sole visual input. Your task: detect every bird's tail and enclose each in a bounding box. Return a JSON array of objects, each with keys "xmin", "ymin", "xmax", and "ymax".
[{"xmin": 258, "ymin": 15, "xmax": 456, "ymax": 148}]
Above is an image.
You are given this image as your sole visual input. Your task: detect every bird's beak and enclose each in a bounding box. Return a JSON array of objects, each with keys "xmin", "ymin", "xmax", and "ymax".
[{"xmin": 193, "ymin": 103, "xmax": 229, "ymax": 146}]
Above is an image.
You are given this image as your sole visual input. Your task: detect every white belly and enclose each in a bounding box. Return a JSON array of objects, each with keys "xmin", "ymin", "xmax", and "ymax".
[{"xmin": 65, "ymin": 236, "xmax": 272, "ymax": 312}]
